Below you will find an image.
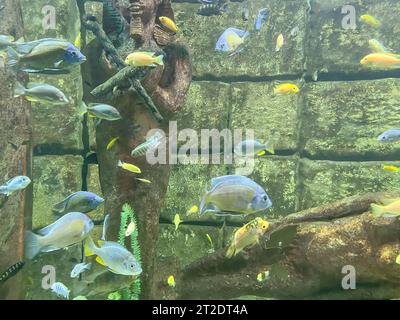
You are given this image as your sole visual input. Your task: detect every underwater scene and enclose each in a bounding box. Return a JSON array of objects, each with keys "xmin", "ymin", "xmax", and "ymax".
[{"xmin": 1, "ymin": 0, "xmax": 400, "ymax": 301}]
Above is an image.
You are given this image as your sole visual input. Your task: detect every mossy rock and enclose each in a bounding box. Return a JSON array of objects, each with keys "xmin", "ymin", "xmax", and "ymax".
[
  {"xmin": 231, "ymin": 81, "xmax": 300, "ymax": 153},
  {"xmin": 297, "ymin": 158, "xmax": 400, "ymax": 210},
  {"xmin": 307, "ymin": 0, "xmax": 400, "ymax": 76},
  {"xmin": 172, "ymin": 0, "xmax": 306, "ymax": 77},
  {"xmin": 32, "ymin": 155, "xmax": 83, "ymax": 229},
  {"xmin": 301, "ymin": 79, "xmax": 400, "ymax": 159}
]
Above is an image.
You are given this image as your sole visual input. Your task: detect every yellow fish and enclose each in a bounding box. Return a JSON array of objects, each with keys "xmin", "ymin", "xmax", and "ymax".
[
  {"xmin": 368, "ymin": 39, "xmax": 390, "ymax": 54},
  {"xmin": 125, "ymin": 52, "xmax": 164, "ymax": 67},
  {"xmin": 106, "ymin": 137, "xmax": 119, "ymax": 150},
  {"xmin": 275, "ymin": 33, "xmax": 284, "ymax": 52},
  {"xmin": 186, "ymin": 205, "xmax": 198, "ymax": 216},
  {"xmin": 396, "ymin": 255, "xmax": 400, "ymax": 265},
  {"xmin": 173, "ymin": 214, "xmax": 182, "ymax": 231},
  {"xmin": 135, "ymin": 178, "xmax": 152, "ymax": 184},
  {"xmin": 159, "ymin": 16, "xmax": 179, "ymax": 33},
  {"xmin": 360, "ymin": 14, "xmax": 381, "ymax": 28},
  {"xmin": 383, "ymin": 165, "xmax": 400, "ymax": 172},
  {"xmin": 371, "ymin": 198, "xmax": 400, "ymax": 218},
  {"xmin": 125, "ymin": 221, "xmax": 136, "ymax": 237},
  {"xmin": 226, "ymin": 32, "xmax": 244, "ymax": 52},
  {"xmin": 74, "ymin": 33, "xmax": 81, "ymax": 49},
  {"xmin": 118, "ymin": 160, "xmax": 141, "ymax": 174},
  {"xmin": 274, "ymin": 83, "xmax": 300, "ymax": 94},
  {"xmin": 360, "ymin": 53, "xmax": 400, "ymax": 69},
  {"xmin": 257, "ymin": 270, "xmax": 270, "ymax": 282},
  {"xmin": 226, "ymin": 217, "xmax": 269, "ymax": 258},
  {"xmin": 167, "ymin": 275, "xmax": 176, "ymax": 287}
]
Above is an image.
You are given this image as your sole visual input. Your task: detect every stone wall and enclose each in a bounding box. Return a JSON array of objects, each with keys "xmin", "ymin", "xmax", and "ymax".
[{"xmin": 21, "ymin": 0, "xmax": 400, "ymax": 298}]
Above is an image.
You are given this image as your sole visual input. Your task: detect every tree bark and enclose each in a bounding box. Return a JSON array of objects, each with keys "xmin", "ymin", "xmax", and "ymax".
[
  {"xmin": 0, "ymin": 0, "xmax": 32, "ymax": 300},
  {"xmin": 164, "ymin": 192, "xmax": 400, "ymax": 300}
]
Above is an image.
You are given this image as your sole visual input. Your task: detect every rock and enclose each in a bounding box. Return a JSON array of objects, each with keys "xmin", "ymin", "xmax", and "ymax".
[
  {"xmin": 231, "ymin": 82, "xmax": 300, "ymax": 153},
  {"xmin": 307, "ymin": 0, "xmax": 400, "ymax": 76},
  {"xmin": 172, "ymin": 0, "xmax": 306, "ymax": 77},
  {"xmin": 297, "ymin": 158, "xmax": 400, "ymax": 210},
  {"xmin": 32, "ymin": 155, "xmax": 83, "ymax": 229},
  {"xmin": 301, "ymin": 79, "xmax": 400, "ymax": 159}
]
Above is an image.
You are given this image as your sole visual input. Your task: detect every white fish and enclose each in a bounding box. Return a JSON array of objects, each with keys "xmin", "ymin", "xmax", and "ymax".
[
  {"xmin": 125, "ymin": 221, "xmax": 136, "ymax": 237},
  {"xmin": 70, "ymin": 262, "xmax": 92, "ymax": 278},
  {"xmin": 0, "ymin": 176, "xmax": 31, "ymax": 196},
  {"xmin": 51, "ymin": 282, "xmax": 70, "ymax": 299},
  {"xmin": 101, "ymin": 214, "xmax": 110, "ymax": 241}
]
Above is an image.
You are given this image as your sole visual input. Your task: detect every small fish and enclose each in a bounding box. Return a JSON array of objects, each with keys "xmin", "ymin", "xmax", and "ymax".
[
  {"xmin": 197, "ymin": 4, "xmax": 227, "ymax": 16},
  {"xmin": 125, "ymin": 51, "xmax": 164, "ymax": 67},
  {"xmin": 73, "ymin": 295, "xmax": 88, "ymax": 300},
  {"xmin": 51, "ymin": 282, "xmax": 70, "ymax": 300},
  {"xmin": 167, "ymin": 275, "xmax": 176, "ymax": 287},
  {"xmin": 242, "ymin": 5, "xmax": 249, "ymax": 21},
  {"xmin": 254, "ymin": 8, "xmax": 268, "ymax": 32},
  {"xmin": 14, "ymin": 81, "xmax": 69, "ymax": 105},
  {"xmin": 25, "ymin": 212, "xmax": 94, "ymax": 259},
  {"xmin": 174, "ymin": 214, "xmax": 182, "ymax": 231},
  {"xmin": 257, "ymin": 270, "xmax": 270, "ymax": 282},
  {"xmin": 52, "ymin": 191, "xmax": 104, "ymax": 216},
  {"xmin": 215, "ymin": 28, "xmax": 249, "ymax": 53},
  {"xmin": 159, "ymin": 16, "xmax": 179, "ymax": 33},
  {"xmin": 70, "ymin": 262, "xmax": 92, "ymax": 278},
  {"xmin": 101, "ymin": 214, "xmax": 110, "ymax": 241},
  {"xmin": 360, "ymin": 53, "xmax": 400, "ymax": 69},
  {"xmin": 396, "ymin": 255, "xmax": 400, "ymax": 265},
  {"xmin": 7, "ymin": 38, "xmax": 86, "ymax": 74},
  {"xmin": 125, "ymin": 221, "xmax": 136, "ymax": 237},
  {"xmin": 84, "ymin": 237, "xmax": 142, "ymax": 276},
  {"xmin": 200, "ymin": 175, "xmax": 272, "ymax": 216},
  {"xmin": 360, "ymin": 14, "xmax": 381, "ymax": 28},
  {"xmin": 226, "ymin": 217, "xmax": 269, "ymax": 258},
  {"xmin": 234, "ymin": 140, "xmax": 275, "ymax": 157},
  {"xmin": 81, "ymin": 103, "xmax": 122, "ymax": 126},
  {"xmin": 383, "ymin": 165, "xmax": 400, "ymax": 172},
  {"xmin": 0, "ymin": 261, "xmax": 25, "ymax": 284},
  {"xmin": 290, "ymin": 26, "xmax": 300, "ymax": 38},
  {"xmin": 74, "ymin": 33, "xmax": 81, "ymax": 49},
  {"xmin": 377, "ymin": 129, "xmax": 400, "ymax": 142},
  {"xmin": 131, "ymin": 131, "xmax": 164, "ymax": 157},
  {"xmin": 275, "ymin": 33, "xmax": 284, "ymax": 52},
  {"xmin": 274, "ymin": 83, "xmax": 299, "ymax": 94},
  {"xmin": 106, "ymin": 137, "xmax": 119, "ymax": 150},
  {"xmin": 135, "ymin": 178, "xmax": 152, "ymax": 184},
  {"xmin": 206, "ymin": 233, "xmax": 213, "ymax": 247},
  {"xmin": 0, "ymin": 176, "xmax": 31, "ymax": 196},
  {"xmin": 187, "ymin": 205, "xmax": 199, "ymax": 216},
  {"xmin": 368, "ymin": 39, "xmax": 391, "ymax": 53},
  {"xmin": 371, "ymin": 198, "xmax": 400, "ymax": 218},
  {"xmin": 312, "ymin": 70, "xmax": 319, "ymax": 82},
  {"xmin": 118, "ymin": 160, "xmax": 141, "ymax": 174}
]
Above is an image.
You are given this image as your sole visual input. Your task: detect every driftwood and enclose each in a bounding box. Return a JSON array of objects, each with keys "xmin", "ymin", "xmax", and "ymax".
[
  {"xmin": 81, "ymin": 0, "xmax": 192, "ymax": 299},
  {"xmin": 0, "ymin": 0, "xmax": 32, "ymax": 300},
  {"xmin": 154, "ymin": 193, "xmax": 400, "ymax": 300}
]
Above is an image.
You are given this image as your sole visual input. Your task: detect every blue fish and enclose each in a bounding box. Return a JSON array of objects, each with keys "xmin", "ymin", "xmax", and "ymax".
[
  {"xmin": 377, "ymin": 129, "xmax": 400, "ymax": 142},
  {"xmin": 200, "ymin": 175, "xmax": 272, "ymax": 216},
  {"xmin": 52, "ymin": 191, "xmax": 104, "ymax": 215},
  {"xmin": 215, "ymin": 27, "xmax": 249, "ymax": 52},
  {"xmin": 254, "ymin": 8, "xmax": 269, "ymax": 32}
]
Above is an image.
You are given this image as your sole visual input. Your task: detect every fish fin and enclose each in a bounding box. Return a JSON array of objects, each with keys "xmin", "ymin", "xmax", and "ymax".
[
  {"xmin": 94, "ymin": 118, "xmax": 102, "ymax": 127},
  {"xmin": 96, "ymin": 256, "xmax": 107, "ymax": 267},
  {"xmin": 117, "ymin": 160, "xmax": 123, "ymax": 168},
  {"xmin": 15, "ymin": 37, "xmax": 25, "ymax": 44},
  {"xmin": 6, "ymin": 47, "xmax": 20, "ymax": 69},
  {"xmin": 54, "ymin": 60, "xmax": 63, "ymax": 68},
  {"xmin": 52, "ymin": 199, "xmax": 67, "ymax": 215},
  {"xmin": 24, "ymin": 231, "xmax": 43, "ymax": 260},
  {"xmin": 84, "ymin": 237, "xmax": 96, "ymax": 257},
  {"xmin": 371, "ymin": 203, "xmax": 384, "ymax": 218},
  {"xmin": 13, "ymin": 81, "xmax": 26, "ymax": 98},
  {"xmin": 226, "ymin": 244, "xmax": 235, "ymax": 258},
  {"xmin": 155, "ymin": 54, "xmax": 164, "ymax": 66}
]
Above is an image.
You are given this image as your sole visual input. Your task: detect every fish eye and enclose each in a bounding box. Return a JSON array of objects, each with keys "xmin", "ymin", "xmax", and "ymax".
[{"xmin": 263, "ymin": 195, "xmax": 268, "ymax": 201}]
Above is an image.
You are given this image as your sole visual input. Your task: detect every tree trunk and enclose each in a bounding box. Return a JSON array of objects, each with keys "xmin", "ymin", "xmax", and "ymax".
[
  {"xmin": 164, "ymin": 193, "xmax": 400, "ymax": 300},
  {"xmin": 0, "ymin": 0, "xmax": 32, "ymax": 300}
]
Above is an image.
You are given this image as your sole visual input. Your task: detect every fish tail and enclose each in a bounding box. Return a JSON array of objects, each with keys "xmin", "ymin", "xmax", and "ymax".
[
  {"xmin": 84, "ymin": 236, "xmax": 97, "ymax": 257},
  {"xmin": 117, "ymin": 160, "xmax": 123, "ymax": 168},
  {"xmin": 225, "ymin": 244, "xmax": 235, "ymax": 258},
  {"xmin": 13, "ymin": 81, "xmax": 26, "ymax": 98},
  {"xmin": 0, "ymin": 185, "xmax": 8, "ymax": 195},
  {"xmin": 6, "ymin": 47, "xmax": 21, "ymax": 69},
  {"xmin": 25, "ymin": 231, "xmax": 43, "ymax": 260},
  {"xmin": 155, "ymin": 54, "xmax": 164, "ymax": 66},
  {"xmin": 371, "ymin": 203, "xmax": 384, "ymax": 218}
]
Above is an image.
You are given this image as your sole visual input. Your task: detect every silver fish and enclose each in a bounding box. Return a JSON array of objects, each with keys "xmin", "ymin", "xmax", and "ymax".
[
  {"xmin": 70, "ymin": 262, "xmax": 92, "ymax": 278},
  {"xmin": 82, "ymin": 102, "xmax": 122, "ymax": 127},
  {"xmin": 51, "ymin": 282, "xmax": 70, "ymax": 299},
  {"xmin": 14, "ymin": 81, "xmax": 69, "ymax": 105},
  {"xmin": 0, "ymin": 176, "xmax": 31, "ymax": 196},
  {"xmin": 25, "ymin": 212, "xmax": 94, "ymax": 259},
  {"xmin": 131, "ymin": 131, "xmax": 165, "ymax": 157}
]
